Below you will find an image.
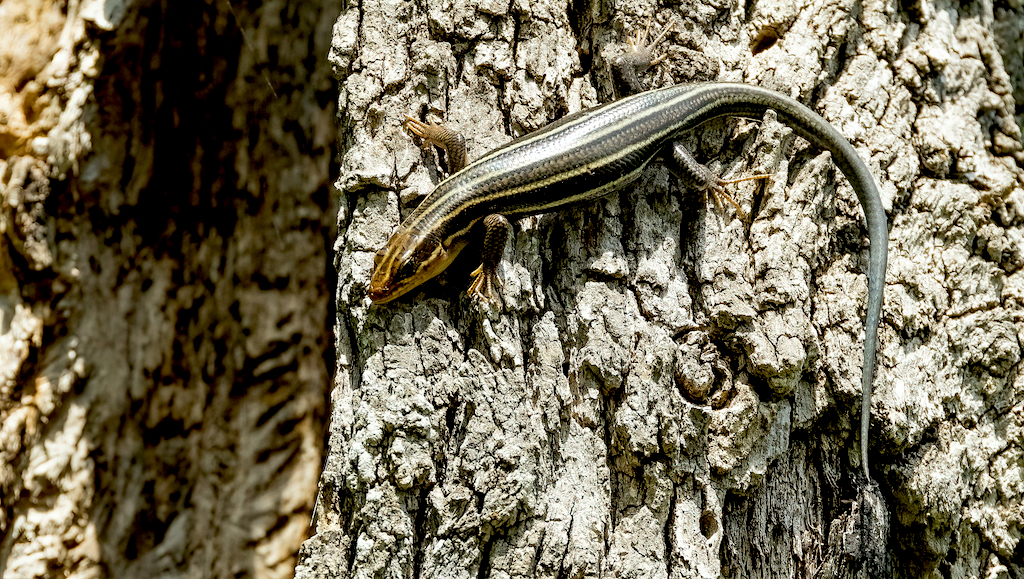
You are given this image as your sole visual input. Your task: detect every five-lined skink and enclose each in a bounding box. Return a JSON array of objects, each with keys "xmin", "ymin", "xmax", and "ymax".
[{"xmin": 367, "ymin": 82, "xmax": 887, "ymax": 475}]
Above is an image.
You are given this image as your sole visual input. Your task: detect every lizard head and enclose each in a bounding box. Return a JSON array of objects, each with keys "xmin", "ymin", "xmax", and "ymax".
[{"xmin": 367, "ymin": 229, "xmax": 462, "ymax": 304}]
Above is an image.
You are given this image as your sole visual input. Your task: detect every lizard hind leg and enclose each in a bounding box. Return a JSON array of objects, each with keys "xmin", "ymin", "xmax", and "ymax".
[
  {"xmin": 612, "ymin": 18, "xmax": 675, "ymax": 94},
  {"xmin": 665, "ymin": 141, "xmax": 767, "ymax": 224},
  {"xmin": 633, "ymin": 18, "xmax": 673, "ymax": 65}
]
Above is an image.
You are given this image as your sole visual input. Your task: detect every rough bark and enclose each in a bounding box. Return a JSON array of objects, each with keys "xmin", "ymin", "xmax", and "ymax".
[
  {"xmin": 304, "ymin": 0, "xmax": 1023, "ymax": 578},
  {"xmin": 1, "ymin": 1, "xmax": 338, "ymax": 577}
]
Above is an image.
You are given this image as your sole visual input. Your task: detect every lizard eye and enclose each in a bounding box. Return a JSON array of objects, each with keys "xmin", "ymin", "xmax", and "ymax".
[{"xmin": 397, "ymin": 259, "xmax": 419, "ymax": 280}]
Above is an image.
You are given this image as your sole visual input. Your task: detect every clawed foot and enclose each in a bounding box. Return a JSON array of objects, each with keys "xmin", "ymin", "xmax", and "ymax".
[
  {"xmin": 707, "ymin": 174, "xmax": 770, "ymax": 224},
  {"xmin": 405, "ymin": 116, "xmax": 433, "ymax": 140},
  {"xmin": 613, "ymin": 18, "xmax": 675, "ymax": 94},
  {"xmin": 404, "ymin": 115, "xmax": 468, "ymax": 173},
  {"xmin": 626, "ymin": 18, "xmax": 674, "ymax": 66},
  {"xmin": 467, "ymin": 264, "xmax": 504, "ymax": 310}
]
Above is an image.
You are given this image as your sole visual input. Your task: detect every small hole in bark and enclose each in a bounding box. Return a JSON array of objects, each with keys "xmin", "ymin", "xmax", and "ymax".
[
  {"xmin": 699, "ymin": 509, "xmax": 718, "ymax": 538},
  {"xmin": 750, "ymin": 28, "xmax": 779, "ymax": 54}
]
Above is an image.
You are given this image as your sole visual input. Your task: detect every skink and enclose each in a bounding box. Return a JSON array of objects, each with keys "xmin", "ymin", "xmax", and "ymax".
[{"xmin": 367, "ymin": 82, "xmax": 887, "ymax": 475}]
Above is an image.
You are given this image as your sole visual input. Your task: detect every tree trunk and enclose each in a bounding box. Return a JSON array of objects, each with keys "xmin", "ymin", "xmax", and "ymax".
[
  {"xmin": 1, "ymin": 1, "xmax": 338, "ymax": 577},
  {"xmin": 3, "ymin": 0, "xmax": 1022, "ymax": 578},
  {"xmin": 302, "ymin": 0, "xmax": 1024, "ymax": 578}
]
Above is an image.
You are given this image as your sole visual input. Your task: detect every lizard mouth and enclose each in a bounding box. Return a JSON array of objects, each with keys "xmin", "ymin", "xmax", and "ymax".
[
  {"xmin": 366, "ymin": 283, "xmax": 395, "ymax": 303},
  {"xmin": 367, "ymin": 276, "xmax": 416, "ymax": 304}
]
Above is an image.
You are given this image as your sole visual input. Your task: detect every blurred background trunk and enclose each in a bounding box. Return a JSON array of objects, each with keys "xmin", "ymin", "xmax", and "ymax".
[{"xmin": 1, "ymin": 1, "xmax": 339, "ymax": 577}]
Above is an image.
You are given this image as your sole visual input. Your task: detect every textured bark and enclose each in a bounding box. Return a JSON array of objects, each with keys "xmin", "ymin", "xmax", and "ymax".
[
  {"xmin": 305, "ymin": 0, "xmax": 1024, "ymax": 577},
  {"xmin": 1, "ymin": 1, "xmax": 338, "ymax": 577}
]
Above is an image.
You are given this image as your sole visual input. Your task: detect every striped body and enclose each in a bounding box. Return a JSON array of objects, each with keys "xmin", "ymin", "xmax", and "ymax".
[
  {"xmin": 381, "ymin": 83, "xmax": 886, "ymax": 262},
  {"xmin": 403, "ymin": 83, "xmax": 760, "ymax": 243},
  {"xmin": 368, "ymin": 81, "xmax": 887, "ymax": 476}
]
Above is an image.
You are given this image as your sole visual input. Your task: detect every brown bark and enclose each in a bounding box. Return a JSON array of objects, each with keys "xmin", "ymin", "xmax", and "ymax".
[{"xmin": 1, "ymin": 1, "xmax": 339, "ymax": 577}]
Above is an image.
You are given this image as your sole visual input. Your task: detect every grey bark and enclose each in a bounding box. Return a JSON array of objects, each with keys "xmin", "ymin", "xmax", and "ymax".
[
  {"xmin": 304, "ymin": 0, "xmax": 1024, "ymax": 578},
  {"xmin": 1, "ymin": 1, "xmax": 338, "ymax": 577}
]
